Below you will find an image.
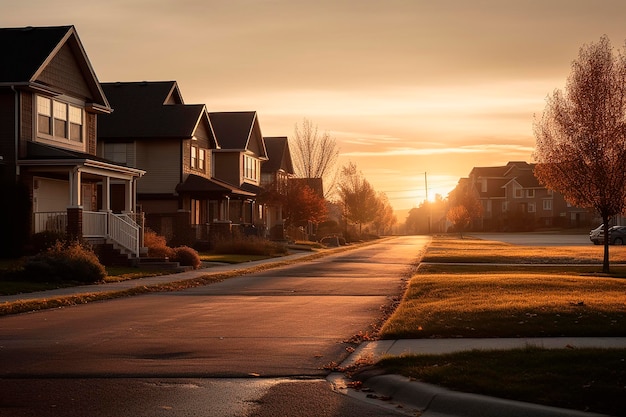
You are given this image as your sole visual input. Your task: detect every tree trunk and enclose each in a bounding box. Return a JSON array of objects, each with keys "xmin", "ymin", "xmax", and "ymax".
[{"xmin": 602, "ymin": 215, "xmax": 610, "ymax": 273}]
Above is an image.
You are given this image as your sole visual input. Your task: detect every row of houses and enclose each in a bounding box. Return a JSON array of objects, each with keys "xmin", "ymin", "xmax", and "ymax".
[
  {"xmin": 458, "ymin": 161, "xmax": 594, "ymax": 231},
  {"xmin": 0, "ymin": 25, "xmax": 300, "ymax": 260}
]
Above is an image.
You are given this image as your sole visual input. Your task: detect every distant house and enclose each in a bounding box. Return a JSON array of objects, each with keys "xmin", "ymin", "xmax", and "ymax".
[
  {"xmin": 260, "ymin": 136, "xmax": 295, "ymax": 238},
  {"xmin": 0, "ymin": 25, "xmax": 145, "ymax": 258},
  {"xmin": 98, "ymin": 81, "xmax": 257, "ymax": 244},
  {"xmin": 208, "ymin": 111, "xmax": 268, "ymax": 226},
  {"xmin": 463, "ymin": 161, "xmax": 590, "ymax": 231}
]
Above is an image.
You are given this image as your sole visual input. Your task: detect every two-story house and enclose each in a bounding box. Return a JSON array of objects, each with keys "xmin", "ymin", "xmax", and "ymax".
[
  {"xmin": 464, "ymin": 161, "xmax": 590, "ymax": 231},
  {"xmin": 208, "ymin": 111, "xmax": 268, "ymax": 227},
  {"xmin": 98, "ymin": 81, "xmax": 259, "ymax": 244},
  {"xmin": 260, "ymin": 136, "xmax": 294, "ymax": 238},
  {"xmin": 0, "ymin": 25, "xmax": 145, "ymax": 258}
]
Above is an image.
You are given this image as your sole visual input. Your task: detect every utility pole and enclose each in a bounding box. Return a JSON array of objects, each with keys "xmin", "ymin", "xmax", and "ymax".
[{"xmin": 425, "ymin": 172, "xmax": 431, "ymax": 234}]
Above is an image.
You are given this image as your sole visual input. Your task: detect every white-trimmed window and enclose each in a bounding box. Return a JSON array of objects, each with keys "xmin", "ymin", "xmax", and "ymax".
[
  {"xmin": 69, "ymin": 105, "xmax": 83, "ymax": 142},
  {"xmin": 543, "ymin": 200, "xmax": 552, "ymax": 210},
  {"xmin": 37, "ymin": 96, "xmax": 52, "ymax": 135},
  {"xmin": 528, "ymin": 203, "xmax": 536, "ymax": 213},
  {"xmin": 526, "ymin": 189, "xmax": 535, "ymax": 198},
  {"xmin": 514, "ymin": 187, "xmax": 523, "ymax": 198},
  {"xmin": 191, "ymin": 146, "xmax": 198, "ymax": 169},
  {"xmin": 198, "ymin": 149, "xmax": 206, "ymax": 171},
  {"xmin": 244, "ymin": 155, "xmax": 259, "ymax": 181},
  {"xmin": 37, "ymin": 95, "xmax": 84, "ymax": 144}
]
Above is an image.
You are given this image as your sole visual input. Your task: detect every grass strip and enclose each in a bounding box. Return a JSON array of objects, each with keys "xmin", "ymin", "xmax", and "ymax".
[{"xmin": 377, "ymin": 347, "xmax": 626, "ymax": 417}]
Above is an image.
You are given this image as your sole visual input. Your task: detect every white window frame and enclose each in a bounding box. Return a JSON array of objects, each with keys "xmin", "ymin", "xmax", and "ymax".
[
  {"xmin": 514, "ymin": 187, "xmax": 523, "ymax": 198},
  {"xmin": 528, "ymin": 203, "xmax": 536, "ymax": 213},
  {"xmin": 199, "ymin": 149, "xmax": 206, "ymax": 171},
  {"xmin": 36, "ymin": 95, "xmax": 85, "ymax": 149},
  {"xmin": 526, "ymin": 189, "xmax": 535, "ymax": 198},
  {"xmin": 543, "ymin": 200, "xmax": 552, "ymax": 210},
  {"xmin": 243, "ymin": 155, "xmax": 258, "ymax": 181},
  {"xmin": 191, "ymin": 146, "xmax": 198, "ymax": 169}
]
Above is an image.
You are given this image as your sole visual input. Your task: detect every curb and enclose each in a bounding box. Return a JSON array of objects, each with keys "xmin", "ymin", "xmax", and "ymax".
[{"xmin": 363, "ymin": 374, "xmax": 610, "ymax": 417}]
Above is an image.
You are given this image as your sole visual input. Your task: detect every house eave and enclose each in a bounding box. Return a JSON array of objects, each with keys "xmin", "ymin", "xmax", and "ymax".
[{"xmin": 17, "ymin": 158, "xmax": 145, "ymax": 177}]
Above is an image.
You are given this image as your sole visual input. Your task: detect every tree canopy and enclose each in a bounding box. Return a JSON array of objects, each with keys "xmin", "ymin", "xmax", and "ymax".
[{"xmin": 533, "ymin": 35, "xmax": 626, "ymax": 272}]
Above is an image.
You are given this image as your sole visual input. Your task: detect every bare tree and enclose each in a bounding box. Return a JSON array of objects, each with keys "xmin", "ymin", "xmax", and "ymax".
[
  {"xmin": 533, "ymin": 35, "xmax": 626, "ymax": 273},
  {"xmin": 291, "ymin": 118, "xmax": 339, "ymax": 198}
]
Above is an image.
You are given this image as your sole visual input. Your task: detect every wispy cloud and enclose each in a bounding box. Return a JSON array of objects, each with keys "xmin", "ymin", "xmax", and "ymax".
[{"xmin": 342, "ymin": 143, "xmax": 535, "ymax": 158}]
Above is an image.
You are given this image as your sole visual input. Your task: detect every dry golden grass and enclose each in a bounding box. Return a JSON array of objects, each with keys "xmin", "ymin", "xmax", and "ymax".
[
  {"xmin": 381, "ymin": 236, "xmax": 626, "ymax": 338},
  {"xmin": 423, "ymin": 235, "xmax": 626, "ymax": 264}
]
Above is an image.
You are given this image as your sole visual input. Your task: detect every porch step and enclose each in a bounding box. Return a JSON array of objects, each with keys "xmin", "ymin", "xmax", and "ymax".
[{"xmin": 93, "ymin": 242, "xmax": 133, "ymax": 267}]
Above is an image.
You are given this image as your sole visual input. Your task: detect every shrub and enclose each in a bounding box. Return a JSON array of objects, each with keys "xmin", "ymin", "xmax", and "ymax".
[
  {"xmin": 144, "ymin": 229, "xmax": 175, "ymax": 259},
  {"xmin": 21, "ymin": 240, "xmax": 107, "ymax": 284},
  {"xmin": 212, "ymin": 237, "xmax": 288, "ymax": 256},
  {"xmin": 172, "ymin": 246, "xmax": 202, "ymax": 268},
  {"xmin": 29, "ymin": 230, "xmax": 67, "ymax": 254}
]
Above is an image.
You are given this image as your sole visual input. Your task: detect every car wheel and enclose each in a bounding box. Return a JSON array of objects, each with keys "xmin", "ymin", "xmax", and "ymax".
[{"xmin": 615, "ymin": 238, "xmax": 623, "ymax": 245}]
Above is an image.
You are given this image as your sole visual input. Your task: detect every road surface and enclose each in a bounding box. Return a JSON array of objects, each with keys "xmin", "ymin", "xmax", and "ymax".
[{"xmin": 0, "ymin": 236, "xmax": 429, "ymax": 417}]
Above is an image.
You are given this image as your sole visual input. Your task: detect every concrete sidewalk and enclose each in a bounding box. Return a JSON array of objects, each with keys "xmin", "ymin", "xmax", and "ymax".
[{"xmin": 0, "ymin": 249, "xmax": 318, "ymax": 305}]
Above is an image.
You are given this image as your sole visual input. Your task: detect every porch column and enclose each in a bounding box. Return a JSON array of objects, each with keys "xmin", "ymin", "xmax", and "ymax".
[
  {"xmin": 101, "ymin": 176, "xmax": 111, "ymax": 211},
  {"xmin": 124, "ymin": 179, "xmax": 133, "ymax": 213},
  {"xmin": 69, "ymin": 167, "xmax": 82, "ymax": 207}
]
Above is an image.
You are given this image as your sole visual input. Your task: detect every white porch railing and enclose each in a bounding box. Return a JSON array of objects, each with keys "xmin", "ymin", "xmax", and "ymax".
[
  {"xmin": 33, "ymin": 211, "xmax": 67, "ymax": 234},
  {"xmin": 84, "ymin": 211, "xmax": 141, "ymax": 256},
  {"xmin": 34, "ymin": 210, "xmax": 142, "ymax": 257}
]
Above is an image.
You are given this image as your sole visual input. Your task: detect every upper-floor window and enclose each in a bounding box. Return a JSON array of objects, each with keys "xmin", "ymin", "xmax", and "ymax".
[
  {"xmin": 37, "ymin": 96, "xmax": 83, "ymax": 144},
  {"xmin": 191, "ymin": 146, "xmax": 206, "ymax": 171},
  {"xmin": 243, "ymin": 154, "xmax": 259, "ymax": 181},
  {"xmin": 543, "ymin": 199, "xmax": 552, "ymax": 210},
  {"xmin": 526, "ymin": 189, "xmax": 535, "ymax": 198},
  {"xmin": 514, "ymin": 188, "xmax": 523, "ymax": 198}
]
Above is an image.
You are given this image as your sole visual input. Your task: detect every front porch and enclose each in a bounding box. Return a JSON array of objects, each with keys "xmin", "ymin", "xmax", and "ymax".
[{"xmin": 34, "ymin": 210, "xmax": 144, "ymax": 257}]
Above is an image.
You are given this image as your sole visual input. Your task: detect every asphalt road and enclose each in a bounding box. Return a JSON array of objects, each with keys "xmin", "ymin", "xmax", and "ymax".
[{"xmin": 0, "ymin": 236, "xmax": 429, "ymax": 417}]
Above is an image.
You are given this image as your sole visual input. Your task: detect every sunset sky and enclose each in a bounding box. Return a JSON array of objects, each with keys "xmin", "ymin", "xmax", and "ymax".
[{"xmin": 5, "ymin": 0, "xmax": 626, "ymax": 214}]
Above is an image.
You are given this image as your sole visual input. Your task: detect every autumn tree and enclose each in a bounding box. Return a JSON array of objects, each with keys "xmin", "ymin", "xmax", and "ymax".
[
  {"xmin": 337, "ymin": 162, "xmax": 378, "ymax": 235},
  {"xmin": 447, "ymin": 206, "xmax": 471, "ymax": 237},
  {"xmin": 291, "ymin": 118, "xmax": 339, "ymax": 198},
  {"xmin": 533, "ymin": 35, "xmax": 626, "ymax": 273},
  {"xmin": 447, "ymin": 179, "xmax": 483, "ymax": 234},
  {"xmin": 371, "ymin": 192, "xmax": 397, "ymax": 235},
  {"xmin": 282, "ymin": 180, "xmax": 327, "ymax": 227}
]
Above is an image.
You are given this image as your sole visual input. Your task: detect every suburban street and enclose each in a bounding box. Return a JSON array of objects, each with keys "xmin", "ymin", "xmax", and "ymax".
[{"xmin": 0, "ymin": 236, "xmax": 429, "ymax": 417}]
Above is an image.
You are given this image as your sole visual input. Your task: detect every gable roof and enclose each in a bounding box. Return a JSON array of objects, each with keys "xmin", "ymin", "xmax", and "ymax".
[
  {"xmin": 209, "ymin": 111, "xmax": 267, "ymax": 158},
  {"xmin": 99, "ymin": 81, "xmax": 212, "ymax": 141},
  {"xmin": 262, "ymin": 137, "xmax": 294, "ymax": 174},
  {"xmin": 0, "ymin": 25, "xmax": 110, "ymax": 112}
]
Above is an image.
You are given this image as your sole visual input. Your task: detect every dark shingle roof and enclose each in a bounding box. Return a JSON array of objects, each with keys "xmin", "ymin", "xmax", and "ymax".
[
  {"xmin": 208, "ymin": 111, "xmax": 257, "ymax": 149},
  {"xmin": 99, "ymin": 82, "xmax": 205, "ymax": 139},
  {"xmin": 175, "ymin": 174, "xmax": 254, "ymax": 197},
  {"xmin": 262, "ymin": 137, "xmax": 294, "ymax": 174},
  {"xmin": 0, "ymin": 25, "xmax": 71, "ymax": 82}
]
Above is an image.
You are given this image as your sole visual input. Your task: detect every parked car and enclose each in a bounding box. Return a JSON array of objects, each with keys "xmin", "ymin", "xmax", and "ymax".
[
  {"xmin": 590, "ymin": 224, "xmax": 604, "ymax": 244},
  {"xmin": 590, "ymin": 225, "xmax": 626, "ymax": 245}
]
